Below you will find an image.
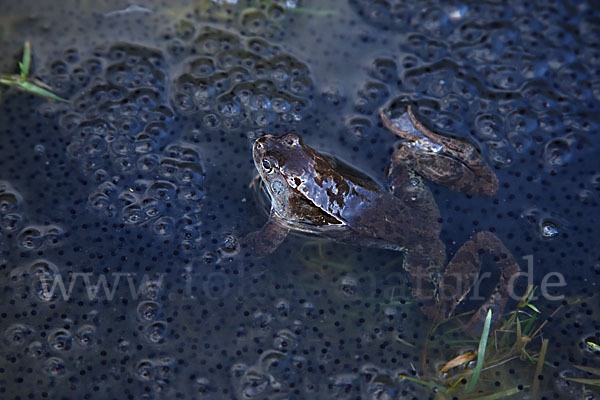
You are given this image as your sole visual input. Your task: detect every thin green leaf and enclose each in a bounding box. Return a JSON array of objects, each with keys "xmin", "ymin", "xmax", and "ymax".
[
  {"xmin": 573, "ymin": 365, "xmax": 600, "ymax": 376},
  {"xmin": 518, "ymin": 285, "xmax": 534, "ymax": 308},
  {"xmin": 21, "ymin": 41, "xmax": 31, "ymax": 78},
  {"xmin": 1, "ymin": 43, "xmax": 68, "ymax": 102},
  {"xmin": 538, "ymin": 360, "xmax": 555, "ymax": 369},
  {"xmin": 31, "ymin": 78, "xmax": 54, "ymax": 91},
  {"xmin": 521, "ymin": 348, "xmax": 536, "ymax": 363},
  {"xmin": 586, "ymin": 340, "xmax": 600, "ymax": 352},
  {"xmin": 397, "ymin": 374, "xmax": 446, "ymax": 392},
  {"xmin": 0, "ymin": 75, "xmax": 21, "ymax": 86},
  {"xmin": 516, "ymin": 317, "xmax": 523, "ymax": 352},
  {"xmin": 470, "ymin": 386, "xmax": 524, "ymax": 400},
  {"xmin": 466, "ymin": 308, "xmax": 493, "ymax": 393},
  {"xmin": 532, "ymin": 338, "xmax": 549, "ymax": 398},
  {"xmin": 502, "ymin": 284, "xmax": 534, "ymax": 334},
  {"xmin": 18, "ymin": 80, "xmax": 69, "ymax": 102},
  {"xmin": 526, "ymin": 286, "xmax": 538, "ymax": 302},
  {"xmin": 527, "ymin": 303, "xmax": 540, "ymax": 313},
  {"xmin": 566, "ymin": 377, "xmax": 600, "ymax": 387},
  {"xmin": 522, "ymin": 313, "xmax": 537, "ymax": 336},
  {"xmin": 395, "ymin": 337, "xmax": 416, "ymax": 348}
]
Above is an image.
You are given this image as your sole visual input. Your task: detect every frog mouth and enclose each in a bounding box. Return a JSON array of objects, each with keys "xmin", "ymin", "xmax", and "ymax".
[
  {"xmin": 251, "ymin": 139, "xmax": 287, "ymax": 214},
  {"xmin": 249, "ymin": 174, "xmax": 272, "ymax": 216},
  {"xmin": 251, "ymin": 171, "xmax": 292, "ymax": 220}
]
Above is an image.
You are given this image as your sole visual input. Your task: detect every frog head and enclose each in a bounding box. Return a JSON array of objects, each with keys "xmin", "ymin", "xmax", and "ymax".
[
  {"xmin": 253, "ymin": 132, "xmax": 377, "ymax": 228},
  {"xmin": 252, "ymin": 132, "xmax": 315, "ymax": 216}
]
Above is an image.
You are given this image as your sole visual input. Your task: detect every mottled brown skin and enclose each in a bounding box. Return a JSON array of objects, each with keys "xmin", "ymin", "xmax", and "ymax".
[{"xmin": 244, "ymin": 106, "xmax": 520, "ymax": 328}]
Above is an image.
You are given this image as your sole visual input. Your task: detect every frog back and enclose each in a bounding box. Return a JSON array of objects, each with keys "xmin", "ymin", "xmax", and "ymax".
[{"xmin": 291, "ymin": 153, "xmax": 441, "ymax": 249}]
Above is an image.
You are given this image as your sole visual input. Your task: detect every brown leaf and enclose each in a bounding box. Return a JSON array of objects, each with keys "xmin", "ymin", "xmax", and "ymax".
[{"xmin": 440, "ymin": 351, "xmax": 476, "ymax": 374}]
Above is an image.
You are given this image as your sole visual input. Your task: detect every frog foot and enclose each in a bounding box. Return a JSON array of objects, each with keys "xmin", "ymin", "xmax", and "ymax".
[
  {"xmin": 437, "ymin": 231, "xmax": 520, "ymax": 333},
  {"xmin": 240, "ymin": 216, "xmax": 290, "ymax": 258},
  {"xmin": 380, "ymin": 105, "xmax": 498, "ymax": 196}
]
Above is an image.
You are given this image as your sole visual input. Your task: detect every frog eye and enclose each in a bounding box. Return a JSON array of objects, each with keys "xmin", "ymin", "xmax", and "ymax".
[{"xmin": 262, "ymin": 158, "xmax": 273, "ymax": 172}]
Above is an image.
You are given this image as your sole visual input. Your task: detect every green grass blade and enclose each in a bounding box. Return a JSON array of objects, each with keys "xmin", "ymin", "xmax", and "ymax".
[
  {"xmin": 521, "ymin": 348, "xmax": 536, "ymax": 363},
  {"xmin": 566, "ymin": 377, "xmax": 600, "ymax": 387},
  {"xmin": 572, "ymin": 365, "xmax": 600, "ymax": 376},
  {"xmin": 516, "ymin": 316, "xmax": 523, "ymax": 352},
  {"xmin": 522, "ymin": 313, "xmax": 538, "ymax": 336},
  {"xmin": 526, "ymin": 303, "xmax": 540, "ymax": 313},
  {"xmin": 396, "ymin": 337, "xmax": 416, "ymax": 348},
  {"xmin": 532, "ymin": 338, "xmax": 549, "ymax": 399},
  {"xmin": 18, "ymin": 80, "xmax": 69, "ymax": 102},
  {"xmin": 0, "ymin": 76, "xmax": 20, "ymax": 86},
  {"xmin": 586, "ymin": 340, "xmax": 600, "ymax": 352},
  {"xmin": 502, "ymin": 284, "xmax": 534, "ymax": 334},
  {"xmin": 1, "ymin": 41, "xmax": 69, "ymax": 102},
  {"xmin": 466, "ymin": 308, "xmax": 493, "ymax": 393},
  {"xmin": 397, "ymin": 374, "xmax": 446, "ymax": 392},
  {"xmin": 526, "ymin": 285, "xmax": 537, "ymax": 303},
  {"xmin": 20, "ymin": 41, "xmax": 31, "ymax": 78}
]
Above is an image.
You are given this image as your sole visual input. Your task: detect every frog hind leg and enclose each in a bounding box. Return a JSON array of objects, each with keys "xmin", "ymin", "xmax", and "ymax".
[
  {"xmin": 387, "ymin": 150, "xmax": 442, "ymax": 238},
  {"xmin": 381, "ymin": 106, "xmax": 498, "ymax": 197},
  {"xmin": 438, "ymin": 231, "xmax": 521, "ymax": 331},
  {"xmin": 403, "ymin": 238, "xmax": 448, "ymax": 321},
  {"xmin": 389, "ymin": 150, "xmax": 447, "ymax": 319},
  {"xmin": 240, "ymin": 215, "xmax": 290, "ymax": 258}
]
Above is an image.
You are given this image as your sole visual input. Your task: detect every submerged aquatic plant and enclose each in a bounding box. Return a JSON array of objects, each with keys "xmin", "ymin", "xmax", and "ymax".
[
  {"xmin": 0, "ymin": 41, "xmax": 69, "ymax": 102},
  {"xmin": 568, "ymin": 365, "xmax": 600, "ymax": 388},
  {"xmin": 274, "ymin": 225, "xmax": 590, "ymax": 397},
  {"xmin": 406, "ymin": 285, "xmax": 567, "ymax": 398},
  {"xmin": 465, "ymin": 308, "xmax": 493, "ymax": 393}
]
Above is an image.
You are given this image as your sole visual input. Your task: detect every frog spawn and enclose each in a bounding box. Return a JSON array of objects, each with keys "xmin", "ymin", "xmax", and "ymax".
[
  {"xmin": 16, "ymin": 224, "xmax": 65, "ymax": 251},
  {"xmin": 165, "ymin": 0, "xmax": 295, "ymax": 44},
  {"xmin": 1, "ymin": 183, "xmax": 66, "ymax": 304},
  {"xmin": 0, "ymin": 183, "xmax": 107, "ymax": 388},
  {"xmin": 168, "ymin": 26, "xmax": 312, "ymax": 128},
  {"xmin": 349, "ymin": 3, "xmax": 598, "ymax": 173},
  {"xmin": 56, "ymin": 43, "xmax": 206, "ymax": 251},
  {"xmin": 232, "ymin": 350, "xmax": 401, "ymax": 400},
  {"xmin": 0, "ymin": 181, "xmax": 24, "ymax": 232},
  {"xmin": 0, "ymin": 182, "xmax": 56, "ymax": 257},
  {"xmin": 87, "ymin": 142, "xmax": 205, "ymax": 229},
  {"xmin": 2, "ymin": 53, "xmax": 184, "ymax": 394}
]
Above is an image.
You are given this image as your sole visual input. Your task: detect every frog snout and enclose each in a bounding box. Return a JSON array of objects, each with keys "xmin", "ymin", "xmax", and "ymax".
[
  {"xmin": 254, "ymin": 140, "xmax": 265, "ymax": 154},
  {"xmin": 254, "ymin": 137, "xmax": 270, "ymax": 156}
]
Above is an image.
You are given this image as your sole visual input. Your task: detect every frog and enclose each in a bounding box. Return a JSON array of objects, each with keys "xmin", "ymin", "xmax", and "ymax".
[{"xmin": 243, "ymin": 105, "xmax": 520, "ymax": 329}]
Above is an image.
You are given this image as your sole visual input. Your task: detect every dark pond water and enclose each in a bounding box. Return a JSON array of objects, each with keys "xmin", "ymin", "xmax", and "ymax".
[{"xmin": 0, "ymin": 1, "xmax": 599, "ymax": 399}]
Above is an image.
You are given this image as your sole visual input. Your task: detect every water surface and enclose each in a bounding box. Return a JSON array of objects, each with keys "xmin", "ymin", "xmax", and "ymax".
[{"xmin": 0, "ymin": 1, "xmax": 598, "ymax": 399}]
